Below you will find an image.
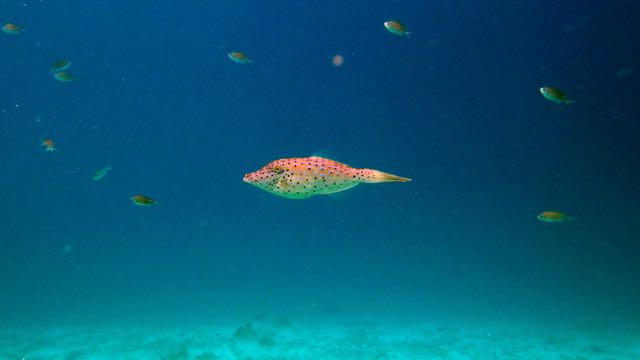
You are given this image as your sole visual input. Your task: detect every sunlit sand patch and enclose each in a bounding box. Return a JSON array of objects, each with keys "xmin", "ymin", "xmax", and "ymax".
[{"xmin": 0, "ymin": 318, "xmax": 638, "ymax": 359}]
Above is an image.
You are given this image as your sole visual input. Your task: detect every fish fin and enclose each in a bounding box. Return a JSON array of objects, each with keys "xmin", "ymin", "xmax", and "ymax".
[
  {"xmin": 567, "ymin": 216, "xmax": 577, "ymax": 222},
  {"xmin": 311, "ymin": 150, "xmax": 334, "ymax": 159},
  {"xmin": 564, "ymin": 100, "xmax": 576, "ymax": 104},
  {"xmin": 405, "ymin": 31, "xmax": 412, "ymax": 39},
  {"xmin": 276, "ymin": 178, "xmax": 289, "ymax": 191},
  {"xmin": 309, "ymin": 155, "xmax": 354, "ymax": 169},
  {"xmin": 327, "ymin": 190, "xmax": 351, "ymax": 200},
  {"xmin": 360, "ymin": 169, "xmax": 411, "ymax": 183}
]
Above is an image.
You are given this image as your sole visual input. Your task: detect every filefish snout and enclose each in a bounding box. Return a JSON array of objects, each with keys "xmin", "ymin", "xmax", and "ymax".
[{"xmin": 243, "ymin": 167, "xmax": 273, "ymax": 184}]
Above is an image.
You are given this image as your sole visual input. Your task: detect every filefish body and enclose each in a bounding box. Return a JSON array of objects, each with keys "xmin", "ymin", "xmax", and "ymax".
[
  {"xmin": 537, "ymin": 211, "xmax": 575, "ymax": 223},
  {"xmin": 243, "ymin": 156, "xmax": 410, "ymax": 199}
]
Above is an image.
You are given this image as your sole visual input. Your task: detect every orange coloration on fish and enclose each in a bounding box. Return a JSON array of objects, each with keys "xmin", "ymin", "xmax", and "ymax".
[
  {"xmin": 243, "ymin": 156, "xmax": 410, "ymax": 199},
  {"xmin": 41, "ymin": 138, "xmax": 56, "ymax": 152},
  {"xmin": 332, "ymin": 54, "xmax": 344, "ymax": 67},
  {"xmin": 228, "ymin": 51, "xmax": 253, "ymax": 64},
  {"xmin": 384, "ymin": 20, "xmax": 410, "ymax": 37},
  {"xmin": 131, "ymin": 194, "xmax": 157, "ymax": 206},
  {"xmin": 537, "ymin": 210, "xmax": 575, "ymax": 223},
  {"xmin": 2, "ymin": 23, "xmax": 23, "ymax": 35}
]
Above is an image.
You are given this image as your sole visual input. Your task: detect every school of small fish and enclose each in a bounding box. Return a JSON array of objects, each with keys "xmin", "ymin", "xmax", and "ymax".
[{"xmin": 5, "ymin": 13, "xmax": 591, "ymax": 227}]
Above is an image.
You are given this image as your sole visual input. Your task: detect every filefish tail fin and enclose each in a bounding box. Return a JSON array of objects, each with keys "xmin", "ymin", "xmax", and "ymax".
[
  {"xmin": 567, "ymin": 216, "xmax": 577, "ymax": 222},
  {"xmin": 564, "ymin": 100, "xmax": 576, "ymax": 104},
  {"xmin": 359, "ymin": 169, "xmax": 411, "ymax": 183},
  {"xmin": 405, "ymin": 31, "xmax": 412, "ymax": 39}
]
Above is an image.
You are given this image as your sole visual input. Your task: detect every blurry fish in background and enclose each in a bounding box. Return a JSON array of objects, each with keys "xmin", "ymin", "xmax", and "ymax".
[
  {"xmin": 62, "ymin": 244, "xmax": 73, "ymax": 254},
  {"xmin": 563, "ymin": 15, "xmax": 592, "ymax": 35},
  {"xmin": 244, "ymin": 156, "xmax": 410, "ymax": 199},
  {"xmin": 332, "ymin": 54, "xmax": 344, "ymax": 67},
  {"xmin": 2, "ymin": 23, "xmax": 23, "ymax": 34},
  {"xmin": 52, "ymin": 71, "xmax": 77, "ymax": 82},
  {"xmin": 537, "ymin": 211, "xmax": 576, "ymax": 223},
  {"xmin": 41, "ymin": 138, "xmax": 56, "ymax": 152},
  {"xmin": 616, "ymin": 66, "xmax": 636, "ymax": 79},
  {"xmin": 131, "ymin": 194, "xmax": 157, "ymax": 206},
  {"xmin": 51, "ymin": 59, "xmax": 72, "ymax": 73},
  {"xmin": 384, "ymin": 20, "xmax": 411, "ymax": 37},
  {"xmin": 228, "ymin": 51, "xmax": 253, "ymax": 64},
  {"xmin": 539, "ymin": 87, "xmax": 574, "ymax": 104},
  {"xmin": 92, "ymin": 164, "xmax": 112, "ymax": 181}
]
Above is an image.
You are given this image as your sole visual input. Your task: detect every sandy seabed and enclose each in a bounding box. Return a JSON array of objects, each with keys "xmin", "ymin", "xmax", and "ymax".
[{"xmin": 1, "ymin": 318, "xmax": 638, "ymax": 360}]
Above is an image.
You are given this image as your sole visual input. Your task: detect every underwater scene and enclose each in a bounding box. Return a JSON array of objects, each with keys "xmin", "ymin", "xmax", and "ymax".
[{"xmin": 1, "ymin": 1, "xmax": 639, "ymax": 359}]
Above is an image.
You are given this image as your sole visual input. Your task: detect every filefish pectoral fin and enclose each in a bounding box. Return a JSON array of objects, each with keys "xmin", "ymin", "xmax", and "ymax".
[{"xmin": 276, "ymin": 178, "xmax": 289, "ymax": 191}]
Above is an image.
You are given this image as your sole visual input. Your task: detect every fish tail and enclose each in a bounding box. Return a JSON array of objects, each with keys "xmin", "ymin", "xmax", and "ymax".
[{"xmin": 358, "ymin": 169, "xmax": 411, "ymax": 183}]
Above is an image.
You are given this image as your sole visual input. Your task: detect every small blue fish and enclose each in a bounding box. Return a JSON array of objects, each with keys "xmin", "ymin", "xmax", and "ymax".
[{"xmin": 92, "ymin": 164, "xmax": 112, "ymax": 181}]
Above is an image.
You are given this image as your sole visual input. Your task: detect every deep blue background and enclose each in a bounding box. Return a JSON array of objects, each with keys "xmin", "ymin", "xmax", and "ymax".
[{"xmin": 1, "ymin": 1, "xmax": 639, "ymax": 327}]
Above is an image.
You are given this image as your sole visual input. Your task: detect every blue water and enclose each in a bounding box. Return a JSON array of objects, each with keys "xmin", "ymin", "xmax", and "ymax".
[{"xmin": 1, "ymin": 0, "xmax": 639, "ymax": 348}]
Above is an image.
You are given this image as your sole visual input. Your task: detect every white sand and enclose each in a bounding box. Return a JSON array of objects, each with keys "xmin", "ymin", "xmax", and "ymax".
[{"xmin": 1, "ymin": 318, "xmax": 638, "ymax": 359}]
